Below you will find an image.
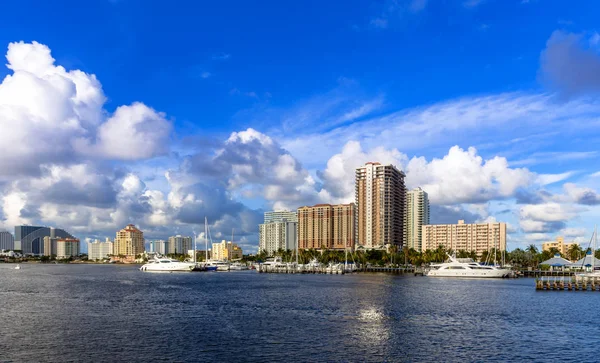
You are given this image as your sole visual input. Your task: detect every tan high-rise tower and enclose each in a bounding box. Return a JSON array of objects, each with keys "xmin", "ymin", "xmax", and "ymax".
[
  {"xmin": 114, "ymin": 224, "xmax": 145, "ymax": 257},
  {"xmin": 355, "ymin": 162, "xmax": 406, "ymax": 249}
]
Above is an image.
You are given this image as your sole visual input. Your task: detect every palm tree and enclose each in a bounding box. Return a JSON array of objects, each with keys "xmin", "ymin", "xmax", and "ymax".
[
  {"xmin": 526, "ymin": 244, "xmax": 538, "ymax": 255},
  {"xmin": 567, "ymin": 243, "xmax": 583, "ymax": 262}
]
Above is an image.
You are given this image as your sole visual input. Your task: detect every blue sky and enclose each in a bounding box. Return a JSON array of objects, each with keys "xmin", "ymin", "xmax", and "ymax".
[{"xmin": 0, "ymin": 0, "xmax": 599, "ymax": 252}]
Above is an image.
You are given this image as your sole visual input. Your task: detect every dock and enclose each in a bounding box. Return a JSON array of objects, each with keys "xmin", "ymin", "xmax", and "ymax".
[{"xmin": 535, "ymin": 276, "xmax": 600, "ymax": 291}]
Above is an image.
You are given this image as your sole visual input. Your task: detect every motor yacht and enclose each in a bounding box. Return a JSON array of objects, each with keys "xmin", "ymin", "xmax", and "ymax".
[
  {"xmin": 139, "ymin": 257, "xmax": 195, "ymax": 272},
  {"xmin": 229, "ymin": 262, "xmax": 249, "ymax": 270},
  {"xmin": 206, "ymin": 260, "xmax": 230, "ymax": 271},
  {"xmin": 427, "ymin": 254, "xmax": 511, "ymax": 278}
]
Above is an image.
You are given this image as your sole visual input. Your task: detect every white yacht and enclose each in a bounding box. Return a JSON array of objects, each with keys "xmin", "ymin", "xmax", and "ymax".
[
  {"xmin": 139, "ymin": 257, "xmax": 195, "ymax": 272},
  {"xmin": 14, "ymin": 264, "xmax": 21, "ymax": 270},
  {"xmin": 206, "ymin": 260, "xmax": 230, "ymax": 271},
  {"xmin": 428, "ymin": 254, "xmax": 511, "ymax": 278},
  {"xmin": 229, "ymin": 262, "xmax": 249, "ymax": 270}
]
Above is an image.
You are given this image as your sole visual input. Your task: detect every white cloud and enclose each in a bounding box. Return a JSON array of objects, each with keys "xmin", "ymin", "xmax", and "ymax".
[
  {"xmin": 0, "ymin": 41, "xmax": 171, "ymax": 180},
  {"xmin": 405, "ymin": 146, "xmax": 533, "ymax": 205}
]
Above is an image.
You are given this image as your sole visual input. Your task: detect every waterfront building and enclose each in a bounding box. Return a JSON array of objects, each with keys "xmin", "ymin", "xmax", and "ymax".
[
  {"xmin": 43, "ymin": 236, "xmax": 58, "ymax": 257},
  {"xmin": 263, "ymin": 210, "xmax": 298, "ymax": 223},
  {"xmin": 356, "ymin": 162, "xmax": 406, "ymax": 249},
  {"xmin": 114, "ymin": 224, "xmax": 145, "ymax": 257},
  {"xmin": 149, "ymin": 240, "xmax": 168, "ymax": 255},
  {"xmin": 0, "ymin": 231, "xmax": 14, "ymax": 251},
  {"xmin": 297, "ymin": 203, "xmax": 355, "ymax": 250},
  {"xmin": 211, "ymin": 240, "xmax": 243, "ymax": 261},
  {"xmin": 15, "ymin": 226, "xmax": 75, "ymax": 255},
  {"xmin": 56, "ymin": 238, "xmax": 80, "ymax": 259},
  {"xmin": 542, "ymin": 236, "xmax": 577, "ymax": 256},
  {"xmin": 259, "ymin": 210, "xmax": 298, "ymax": 255},
  {"xmin": 168, "ymin": 235, "xmax": 193, "ymax": 254},
  {"xmin": 404, "ymin": 187, "xmax": 430, "ymax": 252},
  {"xmin": 422, "ymin": 220, "xmax": 507, "ymax": 256},
  {"xmin": 87, "ymin": 239, "xmax": 113, "ymax": 260}
]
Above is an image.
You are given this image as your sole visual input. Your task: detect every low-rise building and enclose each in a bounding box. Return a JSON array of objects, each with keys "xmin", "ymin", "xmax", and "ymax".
[
  {"xmin": 87, "ymin": 239, "xmax": 113, "ymax": 260},
  {"xmin": 422, "ymin": 220, "xmax": 506, "ymax": 256},
  {"xmin": 542, "ymin": 236, "xmax": 577, "ymax": 255},
  {"xmin": 212, "ymin": 240, "xmax": 243, "ymax": 261}
]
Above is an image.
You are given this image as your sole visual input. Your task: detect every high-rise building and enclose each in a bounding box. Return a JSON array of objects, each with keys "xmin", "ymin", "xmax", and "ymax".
[
  {"xmin": 149, "ymin": 240, "xmax": 168, "ymax": 255},
  {"xmin": 43, "ymin": 236, "xmax": 58, "ymax": 256},
  {"xmin": 422, "ymin": 220, "xmax": 507, "ymax": 256},
  {"xmin": 405, "ymin": 187, "xmax": 430, "ymax": 252},
  {"xmin": 87, "ymin": 239, "xmax": 113, "ymax": 260},
  {"xmin": 168, "ymin": 235, "xmax": 193, "ymax": 254},
  {"xmin": 0, "ymin": 231, "xmax": 14, "ymax": 251},
  {"xmin": 355, "ymin": 162, "xmax": 406, "ymax": 249},
  {"xmin": 114, "ymin": 224, "xmax": 145, "ymax": 257},
  {"xmin": 15, "ymin": 226, "xmax": 75, "ymax": 255},
  {"xmin": 211, "ymin": 240, "xmax": 243, "ymax": 261},
  {"xmin": 259, "ymin": 214, "xmax": 297, "ymax": 256},
  {"xmin": 56, "ymin": 238, "xmax": 80, "ymax": 259},
  {"xmin": 263, "ymin": 211, "xmax": 298, "ymax": 223},
  {"xmin": 297, "ymin": 203, "xmax": 355, "ymax": 250}
]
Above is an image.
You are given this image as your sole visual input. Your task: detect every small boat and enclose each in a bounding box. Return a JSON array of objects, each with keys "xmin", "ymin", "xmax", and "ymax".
[
  {"xmin": 14, "ymin": 264, "xmax": 21, "ymax": 270},
  {"xmin": 427, "ymin": 253, "xmax": 511, "ymax": 278},
  {"xmin": 229, "ymin": 262, "xmax": 249, "ymax": 270},
  {"xmin": 206, "ymin": 260, "xmax": 230, "ymax": 271},
  {"xmin": 140, "ymin": 257, "xmax": 195, "ymax": 272}
]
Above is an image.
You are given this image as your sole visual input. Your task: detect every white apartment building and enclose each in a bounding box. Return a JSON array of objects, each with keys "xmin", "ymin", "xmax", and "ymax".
[
  {"xmin": 404, "ymin": 187, "xmax": 430, "ymax": 252},
  {"xmin": 149, "ymin": 240, "xmax": 168, "ymax": 255},
  {"xmin": 87, "ymin": 239, "xmax": 113, "ymax": 260},
  {"xmin": 422, "ymin": 220, "xmax": 507, "ymax": 256},
  {"xmin": 259, "ymin": 220, "xmax": 298, "ymax": 255},
  {"xmin": 263, "ymin": 210, "xmax": 298, "ymax": 223}
]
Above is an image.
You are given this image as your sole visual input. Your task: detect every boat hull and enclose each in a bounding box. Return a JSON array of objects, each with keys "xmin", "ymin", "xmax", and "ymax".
[
  {"xmin": 427, "ymin": 269, "xmax": 510, "ymax": 278},
  {"xmin": 140, "ymin": 263, "xmax": 195, "ymax": 272}
]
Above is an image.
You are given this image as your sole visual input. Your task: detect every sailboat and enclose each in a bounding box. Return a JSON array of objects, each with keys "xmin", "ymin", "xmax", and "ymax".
[
  {"xmin": 577, "ymin": 225, "xmax": 599, "ymax": 278},
  {"xmin": 203, "ymin": 217, "xmax": 218, "ymax": 271}
]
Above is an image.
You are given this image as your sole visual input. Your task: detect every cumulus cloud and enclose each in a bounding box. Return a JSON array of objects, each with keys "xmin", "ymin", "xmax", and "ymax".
[
  {"xmin": 0, "ymin": 41, "xmax": 171, "ymax": 179},
  {"xmin": 405, "ymin": 146, "xmax": 534, "ymax": 205},
  {"xmin": 563, "ymin": 183, "xmax": 600, "ymax": 205},
  {"xmin": 540, "ymin": 30, "xmax": 600, "ymax": 96},
  {"xmin": 519, "ymin": 203, "xmax": 580, "ymax": 233}
]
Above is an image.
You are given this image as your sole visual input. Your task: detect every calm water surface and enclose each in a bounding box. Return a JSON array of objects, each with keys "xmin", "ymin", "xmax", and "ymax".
[{"xmin": 0, "ymin": 264, "xmax": 598, "ymax": 362}]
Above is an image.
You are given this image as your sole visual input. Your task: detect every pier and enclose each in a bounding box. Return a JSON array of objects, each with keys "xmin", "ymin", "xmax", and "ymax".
[{"xmin": 535, "ymin": 276, "xmax": 600, "ymax": 291}]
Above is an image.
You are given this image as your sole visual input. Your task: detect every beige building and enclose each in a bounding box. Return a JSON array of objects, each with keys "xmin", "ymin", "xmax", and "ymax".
[
  {"xmin": 114, "ymin": 224, "xmax": 145, "ymax": 257},
  {"xmin": 404, "ymin": 187, "xmax": 430, "ymax": 252},
  {"xmin": 211, "ymin": 240, "xmax": 243, "ymax": 261},
  {"xmin": 43, "ymin": 236, "xmax": 57, "ymax": 257},
  {"xmin": 297, "ymin": 203, "xmax": 355, "ymax": 250},
  {"xmin": 356, "ymin": 162, "xmax": 406, "ymax": 249},
  {"xmin": 87, "ymin": 238, "xmax": 113, "ymax": 260},
  {"xmin": 56, "ymin": 238, "xmax": 80, "ymax": 259},
  {"xmin": 422, "ymin": 220, "xmax": 506, "ymax": 255},
  {"xmin": 542, "ymin": 237, "xmax": 577, "ymax": 255}
]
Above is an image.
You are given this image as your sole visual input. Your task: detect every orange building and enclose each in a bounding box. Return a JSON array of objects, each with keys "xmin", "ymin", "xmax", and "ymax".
[{"xmin": 297, "ymin": 203, "xmax": 355, "ymax": 250}]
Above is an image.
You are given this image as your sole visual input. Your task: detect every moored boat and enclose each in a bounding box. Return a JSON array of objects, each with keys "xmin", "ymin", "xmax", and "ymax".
[
  {"xmin": 427, "ymin": 253, "xmax": 511, "ymax": 278},
  {"xmin": 140, "ymin": 257, "xmax": 195, "ymax": 272}
]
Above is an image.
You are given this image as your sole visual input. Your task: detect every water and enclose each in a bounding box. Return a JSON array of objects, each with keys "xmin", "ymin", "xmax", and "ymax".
[{"xmin": 0, "ymin": 264, "xmax": 598, "ymax": 362}]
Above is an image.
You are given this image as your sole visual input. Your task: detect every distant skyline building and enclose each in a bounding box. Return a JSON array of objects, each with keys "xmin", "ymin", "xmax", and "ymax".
[
  {"xmin": 15, "ymin": 226, "xmax": 75, "ymax": 255},
  {"xmin": 404, "ymin": 187, "xmax": 430, "ymax": 252},
  {"xmin": 259, "ymin": 212, "xmax": 297, "ymax": 256},
  {"xmin": 297, "ymin": 203, "xmax": 355, "ymax": 250},
  {"xmin": 263, "ymin": 210, "xmax": 298, "ymax": 223},
  {"xmin": 356, "ymin": 162, "xmax": 406, "ymax": 249},
  {"xmin": 149, "ymin": 240, "xmax": 168, "ymax": 255},
  {"xmin": 56, "ymin": 238, "xmax": 80, "ymax": 259},
  {"xmin": 168, "ymin": 235, "xmax": 193, "ymax": 254},
  {"xmin": 211, "ymin": 240, "xmax": 243, "ymax": 261},
  {"xmin": 87, "ymin": 239, "xmax": 113, "ymax": 260},
  {"xmin": 0, "ymin": 231, "xmax": 14, "ymax": 251},
  {"xmin": 422, "ymin": 220, "xmax": 507, "ymax": 256},
  {"xmin": 114, "ymin": 224, "xmax": 145, "ymax": 257}
]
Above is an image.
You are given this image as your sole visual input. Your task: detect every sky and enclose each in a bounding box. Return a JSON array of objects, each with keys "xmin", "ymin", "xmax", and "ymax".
[{"xmin": 1, "ymin": 0, "xmax": 600, "ymax": 253}]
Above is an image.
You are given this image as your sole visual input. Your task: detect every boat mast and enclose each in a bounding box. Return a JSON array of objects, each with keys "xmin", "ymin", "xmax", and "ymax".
[
  {"xmin": 193, "ymin": 231, "xmax": 197, "ymax": 264},
  {"xmin": 594, "ymin": 225, "xmax": 597, "ymax": 272},
  {"xmin": 231, "ymin": 228, "xmax": 234, "ymax": 262},
  {"xmin": 205, "ymin": 216, "xmax": 208, "ymax": 263}
]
